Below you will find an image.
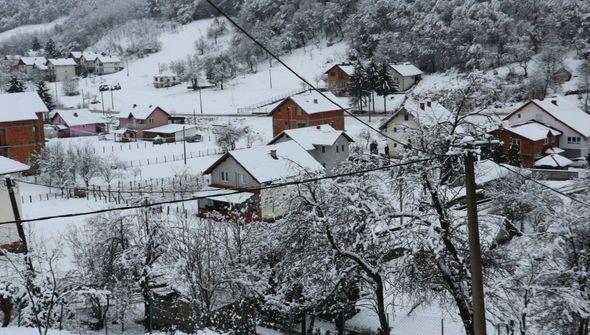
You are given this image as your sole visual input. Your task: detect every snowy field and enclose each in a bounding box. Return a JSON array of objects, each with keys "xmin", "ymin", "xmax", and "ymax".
[{"xmin": 0, "ymin": 17, "xmax": 66, "ymax": 44}]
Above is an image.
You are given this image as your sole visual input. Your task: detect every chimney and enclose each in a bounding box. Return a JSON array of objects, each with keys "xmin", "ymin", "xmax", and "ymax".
[
  {"xmin": 316, "ymin": 125, "xmax": 321, "ymax": 129},
  {"xmin": 551, "ymin": 96, "xmax": 558, "ymax": 106},
  {"xmin": 73, "ymin": 112, "xmax": 78, "ymax": 117},
  {"xmin": 313, "ymin": 99, "xmax": 318, "ymax": 104},
  {"xmin": 419, "ymin": 102, "xmax": 425, "ymax": 110},
  {"xmin": 132, "ymin": 103, "xmax": 137, "ymax": 108},
  {"xmin": 270, "ymin": 149, "xmax": 278, "ymax": 159},
  {"xmin": 426, "ymin": 101, "xmax": 432, "ymax": 108}
]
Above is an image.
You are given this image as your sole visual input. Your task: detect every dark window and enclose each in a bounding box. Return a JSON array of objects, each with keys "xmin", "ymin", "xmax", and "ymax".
[
  {"xmin": 297, "ymin": 122, "xmax": 306, "ymax": 128},
  {"xmin": 321, "ymin": 146, "xmax": 325, "ymax": 153},
  {"xmin": 404, "ymin": 112, "xmax": 409, "ymax": 121}
]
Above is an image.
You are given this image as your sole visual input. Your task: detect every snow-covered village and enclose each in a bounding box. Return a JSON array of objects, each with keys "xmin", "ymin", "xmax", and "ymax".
[{"xmin": 0, "ymin": 1, "xmax": 589, "ymax": 335}]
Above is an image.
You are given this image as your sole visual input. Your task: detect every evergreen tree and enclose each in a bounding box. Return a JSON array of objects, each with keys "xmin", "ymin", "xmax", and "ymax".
[
  {"xmin": 508, "ymin": 143, "xmax": 522, "ymax": 167},
  {"xmin": 45, "ymin": 38, "xmax": 59, "ymax": 58},
  {"xmin": 32, "ymin": 37, "xmax": 41, "ymax": 51},
  {"xmin": 365, "ymin": 60, "xmax": 379, "ymax": 116},
  {"xmin": 6, "ymin": 77, "xmax": 25, "ymax": 93},
  {"xmin": 491, "ymin": 143, "xmax": 507, "ymax": 164},
  {"xmin": 374, "ymin": 62, "xmax": 398, "ymax": 113},
  {"xmin": 348, "ymin": 61, "xmax": 368, "ymax": 112},
  {"xmin": 36, "ymin": 81, "xmax": 54, "ymax": 111}
]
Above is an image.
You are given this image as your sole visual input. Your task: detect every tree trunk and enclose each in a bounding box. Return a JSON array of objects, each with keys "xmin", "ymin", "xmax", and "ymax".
[
  {"xmin": 0, "ymin": 297, "xmax": 11, "ymax": 327},
  {"xmin": 301, "ymin": 313, "xmax": 306, "ymax": 335},
  {"xmin": 383, "ymin": 96, "xmax": 387, "ymax": 114},
  {"xmin": 374, "ymin": 275, "xmax": 390, "ymax": 335}
]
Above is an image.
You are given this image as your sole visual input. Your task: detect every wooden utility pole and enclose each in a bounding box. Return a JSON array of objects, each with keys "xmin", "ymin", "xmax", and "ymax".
[
  {"xmin": 464, "ymin": 146, "xmax": 487, "ymax": 335},
  {"xmin": 182, "ymin": 126, "xmax": 187, "ymax": 165},
  {"xmin": 4, "ymin": 177, "xmax": 28, "ymax": 254}
]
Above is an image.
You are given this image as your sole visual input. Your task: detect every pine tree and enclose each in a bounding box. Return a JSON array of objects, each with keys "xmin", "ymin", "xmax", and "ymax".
[
  {"xmin": 374, "ymin": 62, "xmax": 398, "ymax": 113},
  {"xmin": 365, "ymin": 60, "xmax": 379, "ymax": 116},
  {"xmin": 508, "ymin": 143, "xmax": 522, "ymax": 167},
  {"xmin": 492, "ymin": 143, "xmax": 507, "ymax": 164},
  {"xmin": 45, "ymin": 38, "xmax": 59, "ymax": 58},
  {"xmin": 348, "ymin": 61, "xmax": 368, "ymax": 113},
  {"xmin": 36, "ymin": 81, "xmax": 54, "ymax": 111},
  {"xmin": 32, "ymin": 37, "xmax": 41, "ymax": 51},
  {"xmin": 6, "ymin": 77, "xmax": 25, "ymax": 93}
]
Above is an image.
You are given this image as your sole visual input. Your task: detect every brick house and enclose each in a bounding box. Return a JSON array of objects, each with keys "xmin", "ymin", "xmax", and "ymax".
[
  {"xmin": 269, "ymin": 90, "xmax": 346, "ymax": 137},
  {"xmin": 117, "ymin": 105, "xmax": 171, "ymax": 140},
  {"xmin": 0, "ymin": 92, "xmax": 47, "ymax": 164},
  {"xmin": 489, "ymin": 121, "xmax": 562, "ymax": 167},
  {"xmin": 324, "ymin": 63, "xmax": 354, "ymax": 96}
]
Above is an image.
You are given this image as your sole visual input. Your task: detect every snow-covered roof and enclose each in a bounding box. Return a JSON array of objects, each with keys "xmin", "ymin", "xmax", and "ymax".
[
  {"xmin": 379, "ymin": 99, "xmax": 453, "ymax": 129},
  {"xmin": 96, "ymin": 55, "xmax": 121, "ymax": 63},
  {"xmin": 120, "ymin": 104, "xmax": 169, "ymax": 120},
  {"xmin": 268, "ymin": 124, "xmax": 353, "ymax": 151},
  {"xmin": 0, "ymin": 156, "xmax": 30, "ymax": 174},
  {"xmin": 389, "ymin": 63, "xmax": 423, "ymax": 77},
  {"xmin": 545, "ymin": 147, "xmax": 565, "ymax": 154},
  {"xmin": 143, "ymin": 124, "xmax": 198, "ymax": 134},
  {"xmin": 272, "ymin": 90, "xmax": 348, "ymax": 115},
  {"xmin": 154, "ymin": 70, "xmax": 178, "ymax": 78},
  {"xmin": 69, "ymin": 51, "xmax": 82, "ymax": 59},
  {"xmin": 80, "ymin": 52, "xmax": 101, "ymax": 61},
  {"xmin": 325, "ymin": 64, "xmax": 355, "ymax": 76},
  {"xmin": 475, "ymin": 159, "xmax": 510, "ymax": 185},
  {"xmin": 204, "ymin": 141, "xmax": 325, "ymax": 184},
  {"xmin": 195, "ymin": 187, "xmax": 254, "ymax": 204},
  {"xmin": 534, "ymin": 154, "xmax": 573, "ymax": 168},
  {"xmin": 19, "ymin": 56, "xmax": 46, "ymax": 66},
  {"xmin": 505, "ymin": 98, "xmax": 590, "ymax": 138},
  {"xmin": 503, "ymin": 121, "xmax": 562, "ymax": 141},
  {"xmin": 47, "ymin": 58, "xmax": 77, "ymax": 66},
  {"xmin": 53, "ymin": 109, "xmax": 105, "ymax": 127},
  {"xmin": 0, "ymin": 91, "xmax": 48, "ymax": 122}
]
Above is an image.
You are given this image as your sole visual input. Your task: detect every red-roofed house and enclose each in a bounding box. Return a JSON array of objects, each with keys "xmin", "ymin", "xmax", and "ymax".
[
  {"xmin": 269, "ymin": 90, "xmax": 346, "ymax": 136},
  {"xmin": 489, "ymin": 121, "xmax": 562, "ymax": 167},
  {"xmin": 502, "ymin": 97, "xmax": 590, "ymax": 160},
  {"xmin": 117, "ymin": 105, "xmax": 171, "ymax": 141},
  {"xmin": 324, "ymin": 63, "xmax": 355, "ymax": 96}
]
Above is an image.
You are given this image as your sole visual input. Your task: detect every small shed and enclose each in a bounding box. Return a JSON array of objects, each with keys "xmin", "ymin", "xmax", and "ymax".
[
  {"xmin": 534, "ymin": 153, "xmax": 573, "ymax": 169},
  {"xmin": 142, "ymin": 124, "xmax": 201, "ymax": 142},
  {"xmin": 388, "ymin": 62, "xmax": 423, "ymax": 91}
]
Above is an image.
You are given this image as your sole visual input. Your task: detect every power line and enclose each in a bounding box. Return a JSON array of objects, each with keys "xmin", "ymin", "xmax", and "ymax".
[
  {"xmin": 498, "ymin": 164, "xmax": 590, "ymax": 209},
  {"xmin": 1, "ymin": 156, "xmax": 442, "ymax": 225},
  {"xmin": 203, "ymin": 0, "xmax": 414, "ymax": 150}
]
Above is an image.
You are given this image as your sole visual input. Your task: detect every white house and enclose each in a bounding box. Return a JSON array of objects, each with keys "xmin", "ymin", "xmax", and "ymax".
[
  {"xmin": 268, "ymin": 124, "xmax": 354, "ymax": 173},
  {"xmin": 502, "ymin": 97, "xmax": 590, "ymax": 159},
  {"xmin": 379, "ymin": 100, "xmax": 453, "ymax": 157},
  {"xmin": 16, "ymin": 57, "xmax": 47, "ymax": 74},
  {"xmin": 199, "ymin": 141, "xmax": 324, "ymax": 220},
  {"xmin": 46, "ymin": 58, "xmax": 77, "ymax": 81},
  {"xmin": 0, "ymin": 156, "xmax": 29, "ymax": 247},
  {"xmin": 388, "ymin": 62, "xmax": 423, "ymax": 91},
  {"xmin": 153, "ymin": 71, "xmax": 181, "ymax": 88},
  {"xmin": 94, "ymin": 55, "xmax": 123, "ymax": 75}
]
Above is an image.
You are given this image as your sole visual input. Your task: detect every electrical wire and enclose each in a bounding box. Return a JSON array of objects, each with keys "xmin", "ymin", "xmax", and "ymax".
[{"xmin": 0, "ymin": 156, "xmax": 442, "ymax": 225}]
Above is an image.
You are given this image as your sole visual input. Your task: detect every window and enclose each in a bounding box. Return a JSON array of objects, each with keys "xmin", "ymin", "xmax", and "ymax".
[
  {"xmin": 341, "ymin": 145, "xmax": 345, "ymax": 152},
  {"xmin": 404, "ymin": 112, "xmax": 409, "ymax": 121},
  {"xmin": 236, "ymin": 173, "xmax": 245, "ymax": 185},
  {"xmin": 322, "ymin": 163, "xmax": 326, "ymax": 168},
  {"xmin": 220, "ymin": 171, "xmax": 229, "ymax": 182},
  {"xmin": 393, "ymin": 143, "xmax": 397, "ymax": 148},
  {"xmin": 297, "ymin": 108, "xmax": 302, "ymax": 116},
  {"xmin": 517, "ymin": 114, "xmax": 521, "ymax": 118},
  {"xmin": 393, "ymin": 127, "xmax": 397, "ymax": 133},
  {"xmin": 321, "ymin": 146, "xmax": 325, "ymax": 153},
  {"xmin": 567, "ymin": 137, "xmax": 581, "ymax": 144},
  {"xmin": 543, "ymin": 138, "xmax": 548, "ymax": 145},
  {"xmin": 511, "ymin": 139, "xmax": 521, "ymax": 151},
  {"xmin": 297, "ymin": 122, "xmax": 306, "ymax": 128},
  {"xmin": 149, "ymin": 118, "xmax": 154, "ymax": 124},
  {"xmin": 336, "ymin": 146, "xmax": 339, "ymax": 153}
]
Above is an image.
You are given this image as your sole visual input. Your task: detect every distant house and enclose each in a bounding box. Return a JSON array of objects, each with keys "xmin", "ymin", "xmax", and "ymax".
[
  {"xmin": 268, "ymin": 124, "xmax": 354, "ymax": 173},
  {"xmin": 489, "ymin": 121, "xmax": 562, "ymax": 168},
  {"xmin": 74, "ymin": 51, "xmax": 102, "ymax": 74},
  {"xmin": 324, "ymin": 63, "xmax": 355, "ymax": 96},
  {"xmin": 153, "ymin": 71, "xmax": 181, "ymax": 88},
  {"xmin": 117, "ymin": 105, "xmax": 172, "ymax": 141},
  {"xmin": 502, "ymin": 97, "xmax": 590, "ymax": 159},
  {"xmin": 142, "ymin": 124, "xmax": 200, "ymax": 143},
  {"xmin": 199, "ymin": 141, "xmax": 324, "ymax": 221},
  {"xmin": 269, "ymin": 90, "xmax": 346, "ymax": 137},
  {"xmin": 379, "ymin": 100, "xmax": 453, "ymax": 157},
  {"xmin": 388, "ymin": 62, "xmax": 423, "ymax": 91},
  {"xmin": 94, "ymin": 56, "xmax": 123, "ymax": 75},
  {"xmin": 0, "ymin": 92, "xmax": 47, "ymax": 164},
  {"xmin": 51, "ymin": 109, "xmax": 106, "ymax": 137},
  {"xmin": 534, "ymin": 153, "xmax": 573, "ymax": 169},
  {"xmin": 15, "ymin": 57, "xmax": 47, "ymax": 74},
  {"xmin": 46, "ymin": 58, "xmax": 77, "ymax": 82}
]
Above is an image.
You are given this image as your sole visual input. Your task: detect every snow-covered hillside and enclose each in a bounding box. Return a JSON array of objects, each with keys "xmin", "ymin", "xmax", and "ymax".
[
  {"xmin": 58, "ymin": 19, "xmax": 348, "ymax": 115},
  {"xmin": 0, "ymin": 17, "xmax": 66, "ymax": 44}
]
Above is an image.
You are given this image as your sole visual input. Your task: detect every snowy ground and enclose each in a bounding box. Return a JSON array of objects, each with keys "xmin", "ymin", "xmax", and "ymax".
[{"xmin": 0, "ymin": 17, "xmax": 67, "ymax": 44}]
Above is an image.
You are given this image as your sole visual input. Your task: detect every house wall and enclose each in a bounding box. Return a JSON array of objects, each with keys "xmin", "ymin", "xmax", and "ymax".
[
  {"xmin": 325, "ymin": 67, "xmax": 350, "ymax": 97},
  {"xmin": 505, "ymin": 103, "xmax": 590, "ymax": 158},
  {"xmin": 0, "ymin": 114, "xmax": 45, "ymax": 164},
  {"xmin": 51, "ymin": 114, "xmax": 98, "ymax": 137},
  {"xmin": 209, "ymin": 156, "xmax": 260, "ymax": 189},
  {"xmin": 382, "ymin": 111, "xmax": 419, "ymax": 157},
  {"xmin": 271, "ymin": 99, "xmax": 345, "ymax": 136},
  {"xmin": 49, "ymin": 65, "xmax": 76, "ymax": 82},
  {"xmin": 0, "ymin": 181, "xmax": 22, "ymax": 246},
  {"xmin": 273, "ymin": 135, "xmax": 351, "ymax": 173},
  {"xmin": 390, "ymin": 71, "xmax": 417, "ymax": 91},
  {"xmin": 95, "ymin": 61, "xmax": 122, "ymax": 75}
]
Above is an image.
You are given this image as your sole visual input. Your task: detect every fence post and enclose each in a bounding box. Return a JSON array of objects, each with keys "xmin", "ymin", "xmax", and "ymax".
[
  {"xmin": 148, "ymin": 294, "xmax": 154, "ymax": 333},
  {"xmin": 441, "ymin": 318, "xmax": 444, "ymax": 335}
]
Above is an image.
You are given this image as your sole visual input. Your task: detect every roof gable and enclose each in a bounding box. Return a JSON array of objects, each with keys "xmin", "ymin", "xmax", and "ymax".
[
  {"xmin": 389, "ymin": 63, "xmax": 423, "ymax": 77},
  {"xmin": 53, "ymin": 109, "xmax": 105, "ymax": 127},
  {"xmin": 269, "ymin": 90, "xmax": 348, "ymax": 116},
  {"xmin": 268, "ymin": 124, "xmax": 353, "ymax": 150},
  {"xmin": 0, "ymin": 92, "xmax": 48, "ymax": 122}
]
